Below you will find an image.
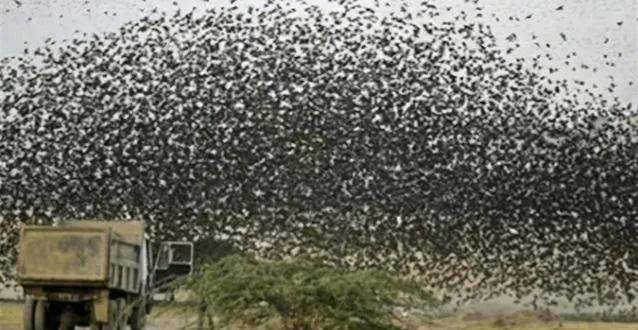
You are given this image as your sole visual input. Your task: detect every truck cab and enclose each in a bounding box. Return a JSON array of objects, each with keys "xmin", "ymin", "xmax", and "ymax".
[{"xmin": 153, "ymin": 241, "xmax": 194, "ymax": 289}]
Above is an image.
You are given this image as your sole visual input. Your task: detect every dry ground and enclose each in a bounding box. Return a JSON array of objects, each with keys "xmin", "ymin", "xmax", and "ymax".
[
  {"xmin": 4, "ymin": 301, "xmax": 638, "ymax": 330},
  {"xmin": 0, "ymin": 302, "xmax": 193, "ymax": 330}
]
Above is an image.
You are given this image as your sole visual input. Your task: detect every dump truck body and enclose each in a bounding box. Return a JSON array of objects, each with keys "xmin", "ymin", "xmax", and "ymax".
[
  {"xmin": 18, "ymin": 221, "xmax": 144, "ymax": 293},
  {"xmin": 17, "ymin": 221, "xmax": 151, "ymax": 330},
  {"xmin": 18, "ymin": 226, "xmax": 110, "ymax": 284}
]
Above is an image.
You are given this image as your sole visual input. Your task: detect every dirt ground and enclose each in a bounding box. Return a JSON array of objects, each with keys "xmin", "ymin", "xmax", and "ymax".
[
  {"xmin": 0, "ymin": 302, "xmax": 192, "ymax": 330},
  {"xmin": 4, "ymin": 301, "xmax": 638, "ymax": 330}
]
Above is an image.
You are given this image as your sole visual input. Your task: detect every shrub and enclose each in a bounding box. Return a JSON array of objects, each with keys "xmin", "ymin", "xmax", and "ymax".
[{"xmin": 185, "ymin": 255, "xmax": 435, "ymax": 330}]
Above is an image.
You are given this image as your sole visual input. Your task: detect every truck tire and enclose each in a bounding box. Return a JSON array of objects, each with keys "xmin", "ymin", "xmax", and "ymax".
[
  {"xmin": 23, "ymin": 297, "xmax": 35, "ymax": 330},
  {"xmin": 33, "ymin": 300, "xmax": 47, "ymax": 330},
  {"xmin": 114, "ymin": 298, "xmax": 126, "ymax": 330},
  {"xmin": 129, "ymin": 299, "xmax": 146, "ymax": 330}
]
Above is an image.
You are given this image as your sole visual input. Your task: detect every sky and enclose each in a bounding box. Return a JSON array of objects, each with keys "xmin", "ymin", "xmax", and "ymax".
[{"xmin": 0, "ymin": 0, "xmax": 637, "ymax": 104}]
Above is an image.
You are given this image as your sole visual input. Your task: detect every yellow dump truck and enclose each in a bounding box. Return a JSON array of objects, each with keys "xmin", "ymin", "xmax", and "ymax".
[{"xmin": 16, "ymin": 220, "xmax": 193, "ymax": 330}]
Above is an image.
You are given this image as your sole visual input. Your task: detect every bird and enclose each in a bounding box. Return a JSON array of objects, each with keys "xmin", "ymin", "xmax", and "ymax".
[
  {"xmin": 556, "ymin": 5, "xmax": 564, "ymax": 11},
  {"xmin": 0, "ymin": 0, "xmax": 635, "ymax": 315}
]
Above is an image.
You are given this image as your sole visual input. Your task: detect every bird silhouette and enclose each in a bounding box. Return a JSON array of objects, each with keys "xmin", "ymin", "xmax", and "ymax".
[{"xmin": 0, "ymin": 0, "xmax": 636, "ymax": 315}]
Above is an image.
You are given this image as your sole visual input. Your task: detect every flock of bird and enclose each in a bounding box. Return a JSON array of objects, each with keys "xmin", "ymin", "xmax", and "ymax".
[{"xmin": 1, "ymin": 0, "xmax": 637, "ymax": 312}]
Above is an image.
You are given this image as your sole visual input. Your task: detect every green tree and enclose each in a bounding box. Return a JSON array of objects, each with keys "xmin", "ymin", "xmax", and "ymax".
[{"xmin": 185, "ymin": 255, "xmax": 435, "ymax": 330}]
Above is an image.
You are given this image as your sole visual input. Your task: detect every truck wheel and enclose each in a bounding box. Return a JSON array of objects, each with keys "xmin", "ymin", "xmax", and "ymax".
[
  {"xmin": 130, "ymin": 299, "xmax": 146, "ymax": 330},
  {"xmin": 114, "ymin": 298, "xmax": 126, "ymax": 330},
  {"xmin": 33, "ymin": 300, "xmax": 47, "ymax": 330},
  {"xmin": 23, "ymin": 297, "xmax": 35, "ymax": 330}
]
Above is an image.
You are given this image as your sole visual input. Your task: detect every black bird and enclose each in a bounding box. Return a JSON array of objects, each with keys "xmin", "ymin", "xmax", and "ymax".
[{"xmin": 0, "ymin": 0, "xmax": 635, "ymax": 315}]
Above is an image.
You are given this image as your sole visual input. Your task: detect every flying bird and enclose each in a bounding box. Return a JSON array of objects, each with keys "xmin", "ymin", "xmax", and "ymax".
[{"xmin": 0, "ymin": 0, "xmax": 634, "ymax": 313}]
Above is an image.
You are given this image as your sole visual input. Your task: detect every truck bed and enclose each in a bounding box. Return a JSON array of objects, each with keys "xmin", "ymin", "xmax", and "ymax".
[
  {"xmin": 17, "ymin": 223, "xmax": 142, "ymax": 294},
  {"xmin": 18, "ymin": 226, "xmax": 110, "ymax": 283}
]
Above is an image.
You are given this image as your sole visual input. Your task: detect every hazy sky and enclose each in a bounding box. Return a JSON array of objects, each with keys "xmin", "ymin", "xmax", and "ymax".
[{"xmin": 1, "ymin": 0, "xmax": 637, "ymax": 104}]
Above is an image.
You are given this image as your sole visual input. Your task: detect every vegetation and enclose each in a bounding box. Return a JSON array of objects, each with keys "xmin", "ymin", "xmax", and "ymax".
[{"xmin": 184, "ymin": 255, "xmax": 436, "ymax": 330}]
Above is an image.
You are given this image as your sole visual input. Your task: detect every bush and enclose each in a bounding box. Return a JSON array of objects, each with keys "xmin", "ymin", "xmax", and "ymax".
[{"xmin": 185, "ymin": 255, "xmax": 436, "ymax": 330}]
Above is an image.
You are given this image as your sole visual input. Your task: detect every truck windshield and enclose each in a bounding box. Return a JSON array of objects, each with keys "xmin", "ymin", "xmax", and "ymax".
[{"xmin": 169, "ymin": 244, "xmax": 192, "ymax": 264}]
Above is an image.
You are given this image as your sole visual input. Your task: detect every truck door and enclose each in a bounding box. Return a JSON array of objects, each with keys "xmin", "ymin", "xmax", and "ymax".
[{"xmin": 153, "ymin": 241, "xmax": 194, "ymax": 288}]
